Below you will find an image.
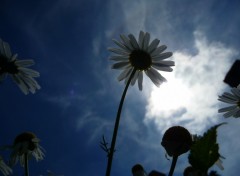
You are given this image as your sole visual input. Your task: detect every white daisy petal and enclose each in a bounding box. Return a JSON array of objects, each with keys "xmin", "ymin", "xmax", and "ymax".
[
  {"xmin": 108, "ymin": 47, "xmax": 130, "ymax": 55},
  {"xmin": 124, "ymin": 70, "xmax": 133, "ymax": 85},
  {"xmin": 138, "ymin": 71, "xmax": 143, "ymax": 91},
  {"xmin": 117, "ymin": 67, "xmax": 132, "ymax": 81},
  {"xmin": 152, "ymin": 52, "xmax": 173, "ymax": 61},
  {"xmin": 223, "ymin": 108, "xmax": 240, "ymax": 118},
  {"xmin": 10, "ymin": 54, "xmax": 18, "ymax": 62},
  {"xmin": 0, "ymin": 39, "xmax": 12, "ymax": 58},
  {"xmin": 15, "ymin": 59, "xmax": 34, "ymax": 67},
  {"xmin": 18, "ymin": 68, "xmax": 40, "ymax": 77},
  {"xmin": 138, "ymin": 31, "xmax": 145, "ymax": 48},
  {"xmin": 109, "ymin": 55, "xmax": 129, "ymax": 61},
  {"xmin": 146, "ymin": 68, "xmax": 166, "ymax": 87},
  {"xmin": 111, "ymin": 62, "xmax": 130, "ymax": 69},
  {"xmin": 22, "ymin": 75, "xmax": 41, "ymax": 90},
  {"xmin": 152, "ymin": 60, "xmax": 175, "ymax": 66},
  {"xmin": 0, "ymin": 156, "xmax": 12, "ymax": 176},
  {"xmin": 11, "ymin": 75, "xmax": 29, "ymax": 95},
  {"xmin": 151, "ymin": 45, "xmax": 167, "ymax": 56},
  {"xmin": 143, "ymin": 32, "xmax": 150, "ymax": 51},
  {"xmin": 120, "ymin": 34, "xmax": 134, "ymax": 50},
  {"xmin": 152, "ymin": 64, "xmax": 173, "ymax": 72},
  {"xmin": 222, "ymin": 92, "xmax": 238, "ymax": 101},
  {"xmin": 147, "ymin": 39, "xmax": 160, "ymax": 53},
  {"xmin": 233, "ymin": 109, "xmax": 240, "ymax": 117},
  {"xmin": 131, "ymin": 71, "xmax": 139, "ymax": 85},
  {"xmin": 128, "ymin": 34, "xmax": 139, "ymax": 49},
  {"xmin": 218, "ymin": 97, "xmax": 238, "ymax": 104},
  {"xmin": 218, "ymin": 105, "xmax": 238, "ymax": 113},
  {"xmin": 231, "ymin": 88, "xmax": 240, "ymax": 98},
  {"xmin": 112, "ymin": 39, "xmax": 131, "ymax": 52}
]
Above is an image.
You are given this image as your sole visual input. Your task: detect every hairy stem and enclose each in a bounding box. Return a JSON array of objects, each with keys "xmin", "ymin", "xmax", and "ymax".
[{"xmin": 105, "ymin": 68, "xmax": 137, "ymax": 176}]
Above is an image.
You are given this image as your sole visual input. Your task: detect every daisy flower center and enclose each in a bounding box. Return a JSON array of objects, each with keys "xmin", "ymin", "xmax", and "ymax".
[
  {"xmin": 14, "ymin": 132, "xmax": 37, "ymax": 151},
  {"xmin": 129, "ymin": 50, "xmax": 152, "ymax": 70},
  {"xmin": 0, "ymin": 55, "xmax": 18, "ymax": 74}
]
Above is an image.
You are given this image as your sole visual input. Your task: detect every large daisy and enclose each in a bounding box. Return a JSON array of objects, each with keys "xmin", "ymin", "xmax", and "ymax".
[
  {"xmin": 108, "ymin": 31, "xmax": 174, "ymax": 90},
  {"xmin": 0, "ymin": 38, "xmax": 40, "ymax": 94},
  {"xmin": 218, "ymin": 84, "xmax": 240, "ymax": 118}
]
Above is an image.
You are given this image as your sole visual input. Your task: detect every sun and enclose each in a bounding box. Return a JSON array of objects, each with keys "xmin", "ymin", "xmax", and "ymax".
[{"xmin": 147, "ymin": 73, "xmax": 192, "ymax": 117}]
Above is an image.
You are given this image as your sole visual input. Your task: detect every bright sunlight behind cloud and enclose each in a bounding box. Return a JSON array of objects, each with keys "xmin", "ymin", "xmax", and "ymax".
[{"xmin": 145, "ymin": 31, "xmax": 238, "ymax": 134}]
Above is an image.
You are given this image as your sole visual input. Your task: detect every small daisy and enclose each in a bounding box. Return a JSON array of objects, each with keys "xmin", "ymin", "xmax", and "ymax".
[
  {"xmin": 218, "ymin": 84, "xmax": 240, "ymax": 118},
  {"xmin": 108, "ymin": 31, "xmax": 174, "ymax": 90},
  {"xmin": 0, "ymin": 156, "xmax": 12, "ymax": 176},
  {"xmin": 0, "ymin": 38, "xmax": 40, "ymax": 94},
  {"xmin": 10, "ymin": 132, "xmax": 45, "ymax": 167}
]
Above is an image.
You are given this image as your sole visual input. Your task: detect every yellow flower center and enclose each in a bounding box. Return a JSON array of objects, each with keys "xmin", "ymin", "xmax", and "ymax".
[{"xmin": 129, "ymin": 50, "xmax": 152, "ymax": 70}]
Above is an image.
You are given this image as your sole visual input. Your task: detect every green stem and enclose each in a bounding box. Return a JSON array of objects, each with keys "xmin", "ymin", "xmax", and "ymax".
[
  {"xmin": 105, "ymin": 68, "xmax": 137, "ymax": 176},
  {"xmin": 24, "ymin": 153, "xmax": 29, "ymax": 176},
  {"xmin": 168, "ymin": 156, "xmax": 178, "ymax": 176}
]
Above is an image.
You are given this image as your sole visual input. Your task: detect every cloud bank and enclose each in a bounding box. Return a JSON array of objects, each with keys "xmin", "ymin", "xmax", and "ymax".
[{"xmin": 144, "ymin": 30, "xmax": 238, "ymax": 134}]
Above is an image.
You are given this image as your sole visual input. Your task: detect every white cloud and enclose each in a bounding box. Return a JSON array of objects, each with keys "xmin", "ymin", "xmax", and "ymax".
[{"xmin": 144, "ymin": 30, "xmax": 238, "ymax": 134}]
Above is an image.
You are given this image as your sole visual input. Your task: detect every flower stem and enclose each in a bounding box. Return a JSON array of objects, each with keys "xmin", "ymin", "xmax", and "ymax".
[
  {"xmin": 168, "ymin": 156, "xmax": 178, "ymax": 176},
  {"xmin": 24, "ymin": 153, "xmax": 29, "ymax": 176},
  {"xmin": 105, "ymin": 68, "xmax": 137, "ymax": 176}
]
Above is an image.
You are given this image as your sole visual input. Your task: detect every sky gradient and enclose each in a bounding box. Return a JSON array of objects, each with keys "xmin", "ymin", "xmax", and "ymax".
[{"xmin": 1, "ymin": 0, "xmax": 240, "ymax": 175}]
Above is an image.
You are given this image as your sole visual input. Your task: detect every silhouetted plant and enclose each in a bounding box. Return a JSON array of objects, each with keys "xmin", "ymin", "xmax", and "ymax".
[
  {"xmin": 9, "ymin": 132, "xmax": 45, "ymax": 176},
  {"xmin": 103, "ymin": 31, "xmax": 174, "ymax": 176},
  {"xmin": 161, "ymin": 126, "xmax": 192, "ymax": 176},
  {"xmin": 0, "ymin": 38, "xmax": 41, "ymax": 94}
]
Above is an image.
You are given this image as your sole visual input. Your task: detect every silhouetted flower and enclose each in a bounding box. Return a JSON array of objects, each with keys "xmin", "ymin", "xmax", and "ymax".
[
  {"xmin": 10, "ymin": 132, "xmax": 44, "ymax": 167},
  {"xmin": 132, "ymin": 164, "xmax": 147, "ymax": 176},
  {"xmin": 108, "ymin": 31, "xmax": 174, "ymax": 90},
  {"xmin": 161, "ymin": 126, "xmax": 192, "ymax": 157},
  {"xmin": 218, "ymin": 84, "xmax": 240, "ymax": 118},
  {"xmin": 0, "ymin": 156, "xmax": 12, "ymax": 176},
  {"xmin": 0, "ymin": 38, "xmax": 40, "ymax": 94}
]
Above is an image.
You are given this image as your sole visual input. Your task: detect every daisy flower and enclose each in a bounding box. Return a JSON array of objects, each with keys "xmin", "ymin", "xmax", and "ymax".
[
  {"xmin": 218, "ymin": 84, "xmax": 240, "ymax": 118},
  {"xmin": 108, "ymin": 31, "xmax": 174, "ymax": 90},
  {"xmin": 0, "ymin": 156, "xmax": 12, "ymax": 176},
  {"xmin": 10, "ymin": 132, "xmax": 45, "ymax": 167},
  {"xmin": 0, "ymin": 38, "xmax": 40, "ymax": 94}
]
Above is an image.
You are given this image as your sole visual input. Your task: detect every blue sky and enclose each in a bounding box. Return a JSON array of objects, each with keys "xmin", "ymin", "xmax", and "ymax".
[{"xmin": 1, "ymin": 0, "xmax": 240, "ymax": 175}]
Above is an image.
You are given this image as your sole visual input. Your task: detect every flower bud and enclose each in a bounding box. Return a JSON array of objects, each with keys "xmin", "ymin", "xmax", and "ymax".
[
  {"xmin": 161, "ymin": 126, "xmax": 192, "ymax": 157},
  {"xmin": 132, "ymin": 164, "xmax": 147, "ymax": 176}
]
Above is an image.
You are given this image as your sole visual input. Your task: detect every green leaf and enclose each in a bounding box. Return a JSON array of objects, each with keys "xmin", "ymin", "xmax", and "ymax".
[{"xmin": 188, "ymin": 123, "xmax": 226, "ymax": 172}]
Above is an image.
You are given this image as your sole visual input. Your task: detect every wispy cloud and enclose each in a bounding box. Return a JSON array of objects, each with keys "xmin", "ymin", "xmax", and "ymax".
[{"xmin": 144, "ymin": 30, "xmax": 238, "ymax": 134}]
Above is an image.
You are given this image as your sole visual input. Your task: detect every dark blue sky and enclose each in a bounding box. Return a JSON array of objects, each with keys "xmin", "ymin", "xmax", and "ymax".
[{"xmin": 1, "ymin": 0, "xmax": 240, "ymax": 175}]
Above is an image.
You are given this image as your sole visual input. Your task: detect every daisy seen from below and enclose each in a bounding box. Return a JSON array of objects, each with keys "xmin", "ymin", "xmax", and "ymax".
[
  {"xmin": 0, "ymin": 38, "xmax": 40, "ymax": 95},
  {"xmin": 10, "ymin": 132, "xmax": 45, "ymax": 168},
  {"xmin": 0, "ymin": 156, "xmax": 12, "ymax": 176},
  {"xmin": 108, "ymin": 30, "xmax": 174, "ymax": 90},
  {"xmin": 104, "ymin": 31, "xmax": 174, "ymax": 176},
  {"xmin": 218, "ymin": 84, "xmax": 240, "ymax": 118}
]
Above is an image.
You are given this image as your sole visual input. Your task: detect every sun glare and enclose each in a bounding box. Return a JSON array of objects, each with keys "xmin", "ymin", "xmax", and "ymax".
[{"xmin": 148, "ymin": 74, "xmax": 192, "ymax": 116}]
